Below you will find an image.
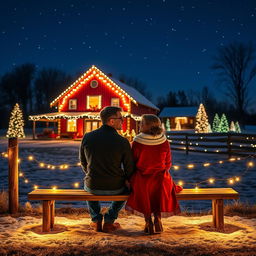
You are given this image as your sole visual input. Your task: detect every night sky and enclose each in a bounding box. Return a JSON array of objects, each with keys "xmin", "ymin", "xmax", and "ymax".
[{"xmin": 1, "ymin": 0, "xmax": 256, "ymax": 104}]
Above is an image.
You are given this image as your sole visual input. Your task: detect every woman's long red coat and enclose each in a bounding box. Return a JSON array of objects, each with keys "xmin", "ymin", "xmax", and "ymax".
[{"xmin": 126, "ymin": 140, "xmax": 182, "ymax": 216}]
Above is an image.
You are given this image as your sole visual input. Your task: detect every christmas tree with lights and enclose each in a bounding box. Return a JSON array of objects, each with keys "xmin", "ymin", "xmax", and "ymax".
[
  {"xmin": 165, "ymin": 118, "xmax": 171, "ymax": 131},
  {"xmin": 6, "ymin": 103, "xmax": 25, "ymax": 138},
  {"xmin": 208, "ymin": 123, "xmax": 212, "ymax": 133},
  {"xmin": 212, "ymin": 113, "xmax": 220, "ymax": 132},
  {"xmin": 230, "ymin": 121, "xmax": 236, "ymax": 132},
  {"xmin": 235, "ymin": 121, "xmax": 241, "ymax": 133},
  {"xmin": 218, "ymin": 114, "xmax": 229, "ymax": 133},
  {"xmin": 195, "ymin": 103, "xmax": 209, "ymax": 133}
]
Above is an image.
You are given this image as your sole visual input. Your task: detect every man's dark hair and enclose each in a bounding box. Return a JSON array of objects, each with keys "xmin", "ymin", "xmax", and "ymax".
[{"xmin": 100, "ymin": 106, "xmax": 122, "ymax": 124}]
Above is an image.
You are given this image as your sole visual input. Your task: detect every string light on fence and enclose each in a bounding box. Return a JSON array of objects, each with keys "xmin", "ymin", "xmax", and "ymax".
[
  {"xmin": 178, "ymin": 181, "xmax": 184, "ymax": 186},
  {"xmin": 1, "ymin": 150, "xmax": 255, "ymax": 191},
  {"xmin": 247, "ymin": 161, "xmax": 254, "ymax": 167},
  {"xmin": 228, "ymin": 178, "xmax": 234, "ymax": 184},
  {"xmin": 73, "ymin": 182, "xmax": 80, "ymax": 188},
  {"xmin": 208, "ymin": 178, "xmax": 215, "ymax": 184},
  {"xmin": 1, "ymin": 151, "xmax": 249, "ymax": 173},
  {"xmin": 235, "ymin": 177, "xmax": 240, "ymax": 182}
]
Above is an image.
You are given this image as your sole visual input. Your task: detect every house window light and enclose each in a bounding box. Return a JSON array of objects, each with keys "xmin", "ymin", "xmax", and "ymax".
[{"xmin": 67, "ymin": 120, "xmax": 77, "ymax": 132}]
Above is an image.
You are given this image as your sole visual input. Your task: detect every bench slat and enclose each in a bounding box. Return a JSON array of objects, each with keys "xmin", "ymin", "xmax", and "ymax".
[{"xmin": 28, "ymin": 188, "xmax": 239, "ymax": 201}]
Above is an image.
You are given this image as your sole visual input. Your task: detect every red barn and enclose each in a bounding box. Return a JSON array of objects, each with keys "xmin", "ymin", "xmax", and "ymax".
[{"xmin": 29, "ymin": 65, "xmax": 159, "ymax": 139}]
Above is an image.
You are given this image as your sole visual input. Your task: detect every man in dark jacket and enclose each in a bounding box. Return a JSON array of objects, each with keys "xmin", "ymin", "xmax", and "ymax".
[{"xmin": 80, "ymin": 106, "xmax": 134, "ymax": 232}]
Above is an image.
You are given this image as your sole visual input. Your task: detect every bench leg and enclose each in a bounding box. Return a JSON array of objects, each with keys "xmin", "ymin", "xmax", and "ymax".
[
  {"xmin": 42, "ymin": 200, "xmax": 55, "ymax": 232},
  {"xmin": 212, "ymin": 200, "xmax": 217, "ymax": 228},
  {"xmin": 50, "ymin": 200, "xmax": 55, "ymax": 229},
  {"xmin": 212, "ymin": 199, "xmax": 224, "ymax": 230}
]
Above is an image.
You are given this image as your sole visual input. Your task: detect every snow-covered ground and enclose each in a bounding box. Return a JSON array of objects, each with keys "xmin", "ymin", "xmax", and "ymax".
[
  {"xmin": 0, "ymin": 138, "xmax": 255, "ymax": 212},
  {"xmin": 0, "ymin": 138, "xmax": 256, "ymax": 255},
  {"xmin": 0, "ymin": 214, "xmax": 255, "ymax": 255}
]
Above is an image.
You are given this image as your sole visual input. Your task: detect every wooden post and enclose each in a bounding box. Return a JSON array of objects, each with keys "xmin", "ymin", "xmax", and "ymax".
[
  {"xmin": 185, "ymin": 134, "xmax": 189, "ymax": 155},
  {"xmin": 32, "ymin": 121, "xmax": 36, "ymax": 140},
  {"xmin": 57, "ymin": 119, "xmax": 61, "ymax": 138},
  {"xmin": 50, "ymin": 201, "xmax": 55, "ymax": 229},
  {"xmin": 215, "ymin": 199, "xmax": 224, "ymax": 230},
  {"xmin": 42, "ymin": 200, "xmax": 51, "ymax": 232},
  {"xmin": 212, "ymin": 199, "xmax": 217, "ymax": 228},
  {"xmin": 8, "ymin": 138, "xmax": 19, "ymax": 214}
]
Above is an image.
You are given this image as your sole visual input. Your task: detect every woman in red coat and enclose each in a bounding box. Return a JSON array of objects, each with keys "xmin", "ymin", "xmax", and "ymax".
[{"xmin": 125, "ymin": 114, "xmax": 182, "ymax": 235}]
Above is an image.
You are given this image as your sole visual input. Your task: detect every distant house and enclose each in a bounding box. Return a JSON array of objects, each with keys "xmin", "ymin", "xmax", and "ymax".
[
  {"xmin": 159, "ymin": 107, "xmax": 198, "ymax": 130},
  {"xmin": 29, "ymin": 65, "xmax": 159, "ymax": 139}
]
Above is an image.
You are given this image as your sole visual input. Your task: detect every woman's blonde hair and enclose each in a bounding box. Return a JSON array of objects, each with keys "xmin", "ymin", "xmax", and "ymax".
[{"xmin": 141, "ymin": 114, "xmax": 163, "ymax": 135}]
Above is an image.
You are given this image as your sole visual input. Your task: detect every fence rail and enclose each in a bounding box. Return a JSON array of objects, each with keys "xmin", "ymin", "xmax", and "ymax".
[{"xmin": 166, "ymin": 132, "xmax": 256, "ymax": 157}]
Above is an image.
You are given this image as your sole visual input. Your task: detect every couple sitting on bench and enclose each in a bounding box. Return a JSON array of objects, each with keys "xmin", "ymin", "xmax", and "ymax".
[{"xmin": 80, "ymin": 106, "xmax": 182, "ymax": 235}]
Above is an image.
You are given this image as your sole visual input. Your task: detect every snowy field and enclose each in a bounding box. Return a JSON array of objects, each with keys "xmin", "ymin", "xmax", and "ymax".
[
  {"xmin": 0, "ymin": 138, "xmax": 255, "ymax": 212},
  {"xmin": 0, "ymin": 214, "xmax": 255, "ymax": 256}
]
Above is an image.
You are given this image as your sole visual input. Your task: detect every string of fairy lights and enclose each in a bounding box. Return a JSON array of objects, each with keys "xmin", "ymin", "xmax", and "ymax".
[
  {"xmin": 167, "ymin": 136, "xmax": 256, "ymax": 152},
  {"xmin": 1, "ymin": 151, "xmax": 255, "ymax": 190}
]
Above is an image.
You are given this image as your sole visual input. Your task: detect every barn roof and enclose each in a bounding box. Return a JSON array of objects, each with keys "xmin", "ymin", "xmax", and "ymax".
[
  {"xmin": 50, "ymin": 65, "xmax": 159, "ymax": 111},
  {"xmin": 110, "ymin": 78, "xmax": 158, "ymax": 110},
  {"xmin": 159, "ymin": 107, "xmax": 198, "ymax": 117}
]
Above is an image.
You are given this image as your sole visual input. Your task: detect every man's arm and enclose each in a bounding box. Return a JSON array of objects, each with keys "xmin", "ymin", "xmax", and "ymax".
[
  {"xmin": 79, "ymin": 140, "xmax": 87, "ymax": 174},
  {"xmin": 122, "ymin": 139, "xmax": 134, "ymax": 180}
]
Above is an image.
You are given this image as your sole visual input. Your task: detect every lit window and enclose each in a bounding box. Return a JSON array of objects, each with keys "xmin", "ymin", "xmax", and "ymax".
[
  {"xmin": 69, "ymin": 99, "xmax": 77, "ymax": 110},
  {"xmin": 87, "ymin": 95, "xmax": 102, "ymax": 110},
  {"xmin": 67, "ymin": 120, "xmax": 77, "ymax": 132},
  {"xmin": 111, "ymin": 98, "xmax": 120, "ymax": 107},
  {"xmin": 175, "ymin": 117, "xmax": 188, "ymax": 125}
]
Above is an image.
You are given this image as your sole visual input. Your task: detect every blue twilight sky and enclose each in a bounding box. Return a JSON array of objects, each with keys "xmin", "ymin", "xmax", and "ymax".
[{"xmin": 0, "ymin": 0, "xmax": 256, "ymax": 105}]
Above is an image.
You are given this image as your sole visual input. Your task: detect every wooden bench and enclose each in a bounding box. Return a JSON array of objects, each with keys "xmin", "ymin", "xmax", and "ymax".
[{"xmin": 28, "ymin": 188, "xmax": 239, "ymax": 232}]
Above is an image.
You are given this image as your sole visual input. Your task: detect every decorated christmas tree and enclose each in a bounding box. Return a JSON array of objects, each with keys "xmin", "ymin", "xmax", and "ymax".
[
  {"xmin": 208, "ymin": 123, "xmax": 212, "ymax": 133},
  {"xmin": 165, "ymin": 118, "xmax": 171, "ymax": 131},
  {"xmin": 235, "ymin": 121, "xmax": 241, "ymax": 133},
  {"xmin": 212, "ymin": 113, "xmax": 220, "ymax": 132},
  {"xmin": 218, "ymin": 114, "xmax": 229, "ymax": 133},
  {"xmin": 6, "ymin": 103, "xmax": 25, "ymax": 138},
  {"xmin": 195, "ymin": 103, "xmax": 209, "ymax": 133},
  {"xmin": 230, "ymin": 121, "xmax": 236, "ymax": 132}
]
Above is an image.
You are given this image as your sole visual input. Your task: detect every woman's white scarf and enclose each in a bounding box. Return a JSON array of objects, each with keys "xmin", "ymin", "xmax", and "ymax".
[{"xmin": 133, "ymin": 133, "xmax": 167, "ymax": 146}]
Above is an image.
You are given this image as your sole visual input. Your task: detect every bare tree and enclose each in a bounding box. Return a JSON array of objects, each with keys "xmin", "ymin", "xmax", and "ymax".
[
  {"xmin": 212, "ymin": 42, "xmax": 256, "ymax": 118},
  {"xmin": 0, "ymin": 63, "xmax": 36, "ymax": 118},
  {"xmin": 34, "ymin": 68, "xmax": 73, "ymax": 112}
]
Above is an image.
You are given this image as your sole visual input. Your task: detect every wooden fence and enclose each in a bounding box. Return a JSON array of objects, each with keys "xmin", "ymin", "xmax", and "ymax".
[{"xmin": 166, "ymin": 132, "xmax": 256, "ymax": 157}]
